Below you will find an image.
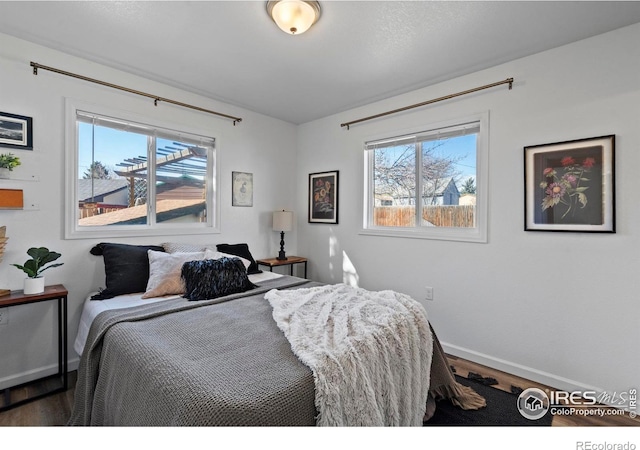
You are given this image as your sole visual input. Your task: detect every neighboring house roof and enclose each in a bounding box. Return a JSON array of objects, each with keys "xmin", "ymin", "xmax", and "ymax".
[
  {"xmin": 424, "ymin": 177, "xmax": 459, "ymax": 196},
  {"xmin": 156, "ymin": 183, "xmax": 205, "ymax": 201},
  {"xmin": 78, "ymin": 178, "xmax": 129, "ymax": 202},
  {"xmin": 374, "ymin": 193, "xmax": 394, "ymax": 201},
  {"xmin": 374, "ymin": 178, "xmax": 460, "ymax": 205},
  {"xmin": 78, "ymin": 199, "xmax": 205, "ymax": 226}
]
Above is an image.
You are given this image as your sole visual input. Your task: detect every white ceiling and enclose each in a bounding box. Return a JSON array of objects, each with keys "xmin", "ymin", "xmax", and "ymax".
[{"xmin": 2, "ymin": 1, "xmax": 640, "ymax": 124}]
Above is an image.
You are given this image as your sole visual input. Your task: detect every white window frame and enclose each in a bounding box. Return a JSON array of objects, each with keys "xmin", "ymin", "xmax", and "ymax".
[
  {"xmin": 64, "ymin": 98, "xmax": 220, "ymax": 239},
  {"xmin": 361, "ymin": 112, "xmax": 489, "ymax": 243}
]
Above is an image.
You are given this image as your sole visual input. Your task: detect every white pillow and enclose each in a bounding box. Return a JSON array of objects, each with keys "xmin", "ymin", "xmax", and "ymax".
[
  {"xmin": 142, "ymin": 250, "xmax": 205, "ymax": 298},
  {"xmin": 204, "ymin": 249, "xmax": 251, "ymax": 271}
]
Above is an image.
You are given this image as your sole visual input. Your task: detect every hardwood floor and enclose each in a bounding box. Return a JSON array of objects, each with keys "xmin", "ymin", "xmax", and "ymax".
[
  {"xmin": 0, "ymin": 358, "xmax": 637, "ymax": 426},
  {"xmin": 0, "ymin": 372, "xmax": 75, "ymax": 426},
  {"xmin": 447, "ymin": 354, "xmax": 640, "ymax": 427}
]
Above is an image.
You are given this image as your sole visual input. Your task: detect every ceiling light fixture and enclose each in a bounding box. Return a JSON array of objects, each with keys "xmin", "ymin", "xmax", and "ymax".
[{"xmin": 267, "ymin": 0, "xmax": 321, "ymax": 35}]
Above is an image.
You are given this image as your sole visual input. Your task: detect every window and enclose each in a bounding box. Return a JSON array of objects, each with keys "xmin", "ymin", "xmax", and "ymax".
[
  {"xmin": 362, "ymin": 113, "xmax": 488, "ymax": 242},
  {"xmin": 65, "ymin": 101, "xmax": 218, "ymax": 239}
]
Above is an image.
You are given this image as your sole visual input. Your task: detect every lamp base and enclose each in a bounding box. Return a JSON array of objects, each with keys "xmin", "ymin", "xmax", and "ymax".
[{"xmin": 277, "ymin": 231, "xmax": 288, "ymax": 260}]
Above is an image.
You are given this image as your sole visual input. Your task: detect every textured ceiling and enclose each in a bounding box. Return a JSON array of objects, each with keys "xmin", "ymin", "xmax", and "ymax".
[{"xmin": 1, "ymin": 1, "xmax": 640, "ymax": 124}]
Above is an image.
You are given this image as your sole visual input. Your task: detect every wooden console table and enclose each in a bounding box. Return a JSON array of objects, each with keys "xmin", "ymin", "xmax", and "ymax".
[
  {"xmin": 0, "ymin": 284, "xmax": 68, "ymax": 412},
  {"xmin": 256, "ymin": 256, "xmax": 308, "ymax": 278}
]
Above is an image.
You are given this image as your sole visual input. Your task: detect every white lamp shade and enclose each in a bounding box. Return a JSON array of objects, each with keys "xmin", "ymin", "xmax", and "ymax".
[
  {"xmin": 269, "ymin": 0, "xmax": 320, "ymax": 35},
  {"xmin": 273, "ymin": 210, "xmax": 293, "ymax": 232}
]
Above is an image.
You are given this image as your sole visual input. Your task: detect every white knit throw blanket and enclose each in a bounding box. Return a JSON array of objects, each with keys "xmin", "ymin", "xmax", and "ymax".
[{"xmin": 265, "ymin": 284, "xmax": 433, "ymax": 426}]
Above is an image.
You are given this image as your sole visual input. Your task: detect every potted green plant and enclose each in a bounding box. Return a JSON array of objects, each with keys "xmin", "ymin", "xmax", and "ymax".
[
  {"xmin": 0, "ymin": 153, "xmax": 21, "ymax": 179},
  {"xmin": 12, "ymin": 247, "xmax": 64, "ymax": 294}
]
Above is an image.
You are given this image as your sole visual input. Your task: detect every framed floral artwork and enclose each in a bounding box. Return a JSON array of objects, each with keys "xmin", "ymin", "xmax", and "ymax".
[
  {"xmin": 524, "ymin": 135, "xmax": 615, "ymax": 232},
  {"xmin": 309, "ymin": 170, "xmax": 339, "ymax": 224}
]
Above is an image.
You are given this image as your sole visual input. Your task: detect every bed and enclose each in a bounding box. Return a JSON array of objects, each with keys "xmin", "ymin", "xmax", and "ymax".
[{"xmin": 69, "ymin": 242, "xmax": 484, "ymax": 426}]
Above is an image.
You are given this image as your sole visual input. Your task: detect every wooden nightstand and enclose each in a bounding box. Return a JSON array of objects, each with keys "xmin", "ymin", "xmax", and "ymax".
[
  {"xmin": 256, "ymin": 256, "xmax": 308, "ymax": 278},
  {"xmin": 0, "ymin": 284, "xmax": 68, "ymax": 412}
]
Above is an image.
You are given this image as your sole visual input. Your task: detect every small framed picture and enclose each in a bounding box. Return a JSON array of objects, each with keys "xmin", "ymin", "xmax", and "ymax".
[
  {"xmin": 0, "ymin": 112, "xmax": 33, "ymax": 150},
  {"xmin": 232, "ymin": 171, "xmax": 253, "ymax": 207},
  {"xmin": 524, "ymin": 135, "xmax": 615, "ymax": 232},
  {"xmin": 309, "ymin": 170, "xmax": 339, "ymax": 224}
]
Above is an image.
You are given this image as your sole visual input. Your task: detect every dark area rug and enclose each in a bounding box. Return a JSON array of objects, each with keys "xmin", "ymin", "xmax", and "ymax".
[{"xmin": 424, "ymin": 375, "xmax": 553, "ymax": 426}]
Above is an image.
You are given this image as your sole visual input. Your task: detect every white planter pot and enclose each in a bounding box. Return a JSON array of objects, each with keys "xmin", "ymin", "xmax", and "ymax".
[
  {"xmin": 0, "ymin": 168, "xmax": 10, "ymax": 179},
  {"xmin": 24, "ymin": 277, "xmax": 45, "ymax": 295}
]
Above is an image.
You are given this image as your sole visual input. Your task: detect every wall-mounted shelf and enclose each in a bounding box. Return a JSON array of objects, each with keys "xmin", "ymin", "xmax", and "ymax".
[
  {"xmin": 0, "ymin": 174, "xmax": 39, "ymax": 182},
  {"xmin": 0, "ymin": 154, "xmax": 41, "ymax": 209}
]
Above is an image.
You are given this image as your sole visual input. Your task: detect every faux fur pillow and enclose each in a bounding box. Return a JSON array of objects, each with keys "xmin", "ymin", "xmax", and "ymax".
[
  {"xmin": 204, "ymin": 249, "xmax": 251, "ymax": 272},
  {"xmin": 142, "ymin": 250, "xmax": 206, "ymax": 298},
  {"xmin": 181, "ymin": 257, "xmax": 256, "ymax": 301}
]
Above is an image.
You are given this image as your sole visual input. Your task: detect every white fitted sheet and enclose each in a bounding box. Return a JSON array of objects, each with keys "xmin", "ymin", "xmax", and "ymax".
[{"xmin": 73, "ymin": 271, "xmax": 283, "ymax": 356}]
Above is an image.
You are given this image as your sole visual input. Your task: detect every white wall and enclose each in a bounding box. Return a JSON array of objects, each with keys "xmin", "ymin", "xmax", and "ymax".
[
  {"xmin": 0, "ymin": 33, "xmax": 298, "ymax": 388},
  {"xmin": 296, "ymin": 23, "xmax": 640, "ymax": 398}
]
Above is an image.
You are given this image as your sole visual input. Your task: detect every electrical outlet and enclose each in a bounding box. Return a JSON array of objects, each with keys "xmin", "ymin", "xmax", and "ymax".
[
  {"xmin": 425, "ymin": 286, "xmax": 434, "ymax": 301},
  {"xmin": 0, "ymin": 308, "xmax": 8, "ymax": 325}
]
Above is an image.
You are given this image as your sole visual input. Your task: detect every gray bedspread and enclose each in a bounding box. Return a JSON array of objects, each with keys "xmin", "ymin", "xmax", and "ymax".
[
  {"xmin": 69, "ymin": 276, "xmax": 319, "ymax": 426},
  {"xmin": 69, "ymin": 275, "xmax": 476, "ymax": 426}
]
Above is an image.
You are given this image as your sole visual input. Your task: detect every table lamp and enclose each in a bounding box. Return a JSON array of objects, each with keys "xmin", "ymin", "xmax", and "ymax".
[{"xmin": 273, "ymin": 210, "xmax": 293, "ymax": 260}]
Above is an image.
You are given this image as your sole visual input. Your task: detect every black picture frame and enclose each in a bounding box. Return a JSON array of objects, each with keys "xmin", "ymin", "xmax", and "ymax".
[
  {"xmin": 309, "ymin": 170, "xmax": 339, "ymax": 224},
  {"xmin": 524, "ymin": 135, "xmax": 615, "ymax": 232},
  {"xmin": 0, "ymin": 112, "xmax": 33, "ymax": 150}
]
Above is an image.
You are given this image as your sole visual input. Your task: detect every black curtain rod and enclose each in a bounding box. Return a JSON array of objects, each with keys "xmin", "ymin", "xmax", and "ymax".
[
  {"xmin": 30, "ymin": 61, "xmax": 242, "ymax": 126},
  {"xmin": 341, "ymin": 77, "xmax": 514, "ymax": 130}
]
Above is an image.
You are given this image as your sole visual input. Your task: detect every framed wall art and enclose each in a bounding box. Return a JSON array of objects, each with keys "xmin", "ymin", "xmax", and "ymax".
[
  {"xmin": 232, "ymin": 171, "xmax": 253, "ymax": 207},
  {"xmin": 309, "ymin": 170, "xmax": 339, "ymax": 224},
  {"xmin": 524, "ymin": 135, "xmax": 615, "ymax": 232},
  {"xmin": 0, "ymin": 112, "xmax": 33, "ymax": 150}
]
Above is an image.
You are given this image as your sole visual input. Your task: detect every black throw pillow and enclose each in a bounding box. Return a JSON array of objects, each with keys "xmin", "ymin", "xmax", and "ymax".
[
  {"xmin": 215, "ymin": 243, "xmax": 262, "ymax": 274},
  {"xmin": 181, "ymin": 257, "xmax": 256, "ymax": 301},
  {"xmin": 90, "ymin": 242, "xmax": 165, "ymax": 300}
]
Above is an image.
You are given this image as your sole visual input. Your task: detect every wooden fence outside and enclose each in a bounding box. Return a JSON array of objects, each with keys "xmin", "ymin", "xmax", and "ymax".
[
  {"xmin": 79, "ymin": 203, "xmax": 126, "ymax": 219},
  {"xmin": 374, "ymin": 205, "xmax": 475, "ymax": 228}
]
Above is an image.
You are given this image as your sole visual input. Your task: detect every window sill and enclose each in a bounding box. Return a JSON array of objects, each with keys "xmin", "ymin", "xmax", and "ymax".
[
  {"xmin": 65, "ymin": 224, "xmax": 220, "ymax": 240},
  {"xmin": 358, "ymin": 227, "xmax": 487, "ymax": 243}
]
